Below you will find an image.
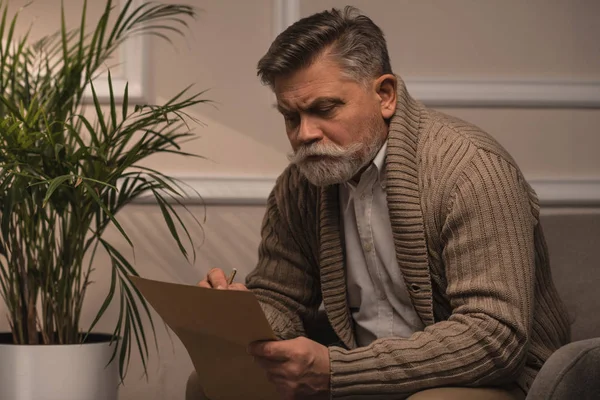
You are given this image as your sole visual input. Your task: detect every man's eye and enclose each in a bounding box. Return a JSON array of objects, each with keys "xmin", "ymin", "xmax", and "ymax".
[{"xmin": 314, "ymin": 106, "xmax": 335, "ymax": 116}]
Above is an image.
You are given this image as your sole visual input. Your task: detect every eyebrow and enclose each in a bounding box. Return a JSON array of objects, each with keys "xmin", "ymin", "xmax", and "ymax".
[{"xmin": 274, "ymin": 97, "xmax": 345, "ymax": 114}]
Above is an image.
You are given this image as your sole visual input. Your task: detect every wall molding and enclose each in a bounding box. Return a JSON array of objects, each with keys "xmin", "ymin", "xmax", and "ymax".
[
  {"xmin": 133, "ymin": 176, "xmax": 277, "ymax": 205},
  {"xmin": 528, "ymin": 180, "xmax": 600, "ymax": 208},
  {"xmin": 274, "ymin": 0, "xmax": 600, "ymax": 108},
  {"xmin": 132, "ymin": 176, "xmax": 600, "ymax": 208},
  {"xmin": 403, "ymin": 79, "xmax": 600, "ymax": 108},
  {"xmin": 83, "ymin": 0, "xmax": 148, "ymax": 104}
]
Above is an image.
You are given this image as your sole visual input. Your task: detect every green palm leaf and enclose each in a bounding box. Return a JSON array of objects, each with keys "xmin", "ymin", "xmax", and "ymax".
[{"xmin": 0, "ymin": 0, "xmax": 205, "ymax": 382}]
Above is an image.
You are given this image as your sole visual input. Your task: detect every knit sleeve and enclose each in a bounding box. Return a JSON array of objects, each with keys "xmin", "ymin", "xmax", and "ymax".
[
  {"xmin": 246, "ymin": 167, "xmax": 322, "ymax": 340},
  {"xmin": 328, "ymin": 149, "xmax": 536, "ymax": 398}
]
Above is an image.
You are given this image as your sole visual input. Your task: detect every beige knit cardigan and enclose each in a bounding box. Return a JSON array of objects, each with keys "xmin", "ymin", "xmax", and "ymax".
[{"xmin": 246, "ymin": 79, "xmax": 571, "ymax": 398}]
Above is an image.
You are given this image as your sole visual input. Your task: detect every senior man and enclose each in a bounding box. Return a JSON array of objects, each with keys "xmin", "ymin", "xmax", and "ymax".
[{"xmin": 190, "ymin": 6, "xmax": 570, "ymax": 400}]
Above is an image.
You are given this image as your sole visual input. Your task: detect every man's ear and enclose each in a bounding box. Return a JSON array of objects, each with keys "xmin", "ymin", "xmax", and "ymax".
[{"xmin": 375, "ymin": 74, "xmax": 397, "ymax": 119}]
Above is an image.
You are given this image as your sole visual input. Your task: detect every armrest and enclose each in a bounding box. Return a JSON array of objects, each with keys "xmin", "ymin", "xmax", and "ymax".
[{"xmin": 527, "ymin": 337, "xmax": 600, "ymax": 399}]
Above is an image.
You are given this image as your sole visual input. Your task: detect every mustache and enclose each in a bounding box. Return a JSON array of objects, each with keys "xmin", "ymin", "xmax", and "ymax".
[{"xmin": 287, "ymin": 142, "xmax": 363, "ymax": 164}]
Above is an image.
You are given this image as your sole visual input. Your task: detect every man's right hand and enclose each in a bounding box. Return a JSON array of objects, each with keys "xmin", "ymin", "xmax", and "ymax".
[{"xmin": 197, "ymin": 268, "xmax": 249, "ymax": 291}]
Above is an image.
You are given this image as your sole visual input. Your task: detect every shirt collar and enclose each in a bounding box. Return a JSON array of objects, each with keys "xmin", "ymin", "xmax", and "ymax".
[{"xmin": 372, "ymin": 140, "xmax": 388, "ymax": 184}]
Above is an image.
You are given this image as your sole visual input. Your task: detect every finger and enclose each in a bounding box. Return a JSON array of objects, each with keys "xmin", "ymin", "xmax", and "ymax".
[
  {"xmin": 228, "ymin": 283, "xmax": 249, "ymax": 292},
  {"xmin": 252, "ymin": 355, "xmax": 287, "ymax": 374},
  {"xmin": 207, "ymin": 268, "xmax": 228, "ymax": 289},
  {"xmin": 248, "ymin": 340, "xmax": 291, "ymax": 361},
  {"xmin": 197, "ymin": 279, "xmax": 211, "ymax": 288}
]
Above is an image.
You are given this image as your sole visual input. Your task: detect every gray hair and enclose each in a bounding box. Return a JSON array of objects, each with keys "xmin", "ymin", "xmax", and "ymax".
[{"xmin": 257, "ymin": 6, "xmax": 393, "ymax": 87}]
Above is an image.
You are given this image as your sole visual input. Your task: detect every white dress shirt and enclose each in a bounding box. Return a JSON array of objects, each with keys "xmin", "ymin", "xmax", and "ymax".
[{"xmin": 340, "ymin": 141, "xmax": 425, "ymax": 347}]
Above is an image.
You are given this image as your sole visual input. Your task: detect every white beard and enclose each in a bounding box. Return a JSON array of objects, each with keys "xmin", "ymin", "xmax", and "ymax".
[{"xmin": 287, "ymin": 128, "xmax": 385, "ymax": 187}]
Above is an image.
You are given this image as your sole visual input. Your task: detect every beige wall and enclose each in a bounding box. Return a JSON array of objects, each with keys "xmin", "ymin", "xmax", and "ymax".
[
  {"xmin": 304, "ymin": 0, "xmax": 600, "ymax": 78},
  {"xmin": 8, "ymin": 0, "xmax": 600, "ymax": 179},
  {"xmin": 155, "ymin": 0, "xmax": 600, "ymax": 180},
  {"xmin": 1, "ymin": 1, "xmax": 599, "ymax": 399},
  {"xmin": 435, "ymin": 108, "xmax": 600, "ymax": 179},
  {"xmin": 150, "ymin": 0, "xmax": 293, "ymax": 157}
]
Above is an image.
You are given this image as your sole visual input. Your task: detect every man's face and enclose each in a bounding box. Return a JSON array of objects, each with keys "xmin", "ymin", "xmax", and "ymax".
[{"xmin": 273, "ymin": 56, "xmax": 393, "ymax": 186}]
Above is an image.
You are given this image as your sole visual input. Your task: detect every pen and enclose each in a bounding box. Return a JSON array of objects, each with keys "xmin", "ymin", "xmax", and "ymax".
[{"xmin": 227, "ymin": 268, "xmax": 237, "ymax": 285}]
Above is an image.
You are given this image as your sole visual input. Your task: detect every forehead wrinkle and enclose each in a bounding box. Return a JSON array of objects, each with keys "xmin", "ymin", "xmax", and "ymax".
[
  {"xmin": 276, "ymin": 77, "xmax": 341, "ymax": 107},
  {"xmin": 277, "ymin": 81, "xmax": 344, "ymax": 108},
  {"xmin": 274, "ymin": 59, "xmax": 358, "ymax": 113},
  {"xmin": 276, "ymin": 96, "xmax": 343, "ymax": 114}
]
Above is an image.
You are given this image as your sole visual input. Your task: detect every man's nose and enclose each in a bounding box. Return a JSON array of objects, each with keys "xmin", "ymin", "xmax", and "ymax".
[{"xmin": 297, "ymin": 116, "xmax": 323, "ymax": 146}]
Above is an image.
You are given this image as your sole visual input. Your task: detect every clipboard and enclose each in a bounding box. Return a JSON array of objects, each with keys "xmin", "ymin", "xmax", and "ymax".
[{"xmin": 130, "ymin": 276, "xmax": 280, "ymax": 400}]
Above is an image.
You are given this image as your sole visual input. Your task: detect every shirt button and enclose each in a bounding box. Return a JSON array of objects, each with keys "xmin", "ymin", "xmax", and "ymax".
[
  {"xmin": 359, "ymin": 193, "xmax": 366, "ymax": 200},
  {"xmin": 363, "ymin": 242, "xmax": 373, "ymax": 252}
]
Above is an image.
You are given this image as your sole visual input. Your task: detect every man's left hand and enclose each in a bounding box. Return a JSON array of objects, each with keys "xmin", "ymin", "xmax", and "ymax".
[{"xmin": 248, "ymin": 336, "xmax": 330, "ymax": 400}]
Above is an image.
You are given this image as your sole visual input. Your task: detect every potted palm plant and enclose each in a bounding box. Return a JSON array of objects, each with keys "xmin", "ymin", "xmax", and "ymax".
[{"xmin": 0, "ymin": 1, "xmax": 205, "ymax": 398}]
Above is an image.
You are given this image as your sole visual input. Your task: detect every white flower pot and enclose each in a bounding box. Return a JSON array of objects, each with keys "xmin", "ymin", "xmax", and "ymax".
[{"xmin": 0, "ymin": 333, "xmax": 119, "ymax": 400}]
